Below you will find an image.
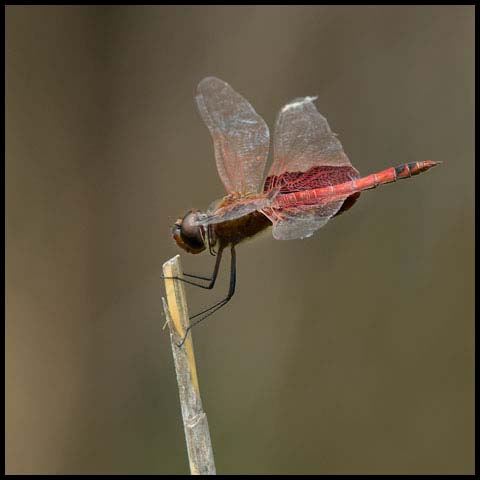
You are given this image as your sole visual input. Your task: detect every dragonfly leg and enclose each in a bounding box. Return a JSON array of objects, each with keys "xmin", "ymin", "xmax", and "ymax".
[
  {"xmin": 161, "ymin": 247, "xmax": 224, "ymax": 289},
  {"xmin": 183, "ymin": 272, "xmax": 213, "ymax": 281},
  {"xmin": 177, "ymin": 245, "xmax": 236, "ymax": 347}
]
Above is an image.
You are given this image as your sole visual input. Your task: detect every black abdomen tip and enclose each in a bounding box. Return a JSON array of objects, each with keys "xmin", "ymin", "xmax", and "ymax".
[{"xmin": 395, "ymin": 164, "xmax": 409, "ymax": 177}]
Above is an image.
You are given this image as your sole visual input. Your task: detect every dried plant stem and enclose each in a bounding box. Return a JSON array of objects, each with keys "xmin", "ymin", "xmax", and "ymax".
[{"xmin": 162, "ymin": 255, "xmax": 216, "ymax": 475}]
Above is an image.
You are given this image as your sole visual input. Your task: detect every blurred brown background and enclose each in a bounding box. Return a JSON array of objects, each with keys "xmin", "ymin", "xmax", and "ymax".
[{"xmin": 6, "ymin": 5, "xmax": 474, "ymax": 475}]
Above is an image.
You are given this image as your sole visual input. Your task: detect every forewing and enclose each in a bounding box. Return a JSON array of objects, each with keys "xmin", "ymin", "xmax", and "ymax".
[
  {"xmin": 196, "ymin": 77, "xmax": 270, "ymax": 195},
  {"xmin": 267, "ymin": 96, "xmax": 358, "ymax": 191}
]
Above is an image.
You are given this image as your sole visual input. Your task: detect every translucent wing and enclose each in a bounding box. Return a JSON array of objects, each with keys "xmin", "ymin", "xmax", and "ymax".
[
  {"xmin": 263, "ymin": 96, "xmax": 360, "ymax": 240},
  {"xmin": 196, "ymin": 77, "xmax": 270, "ymax": 195},
  {"xmin": 266, "ymin": 96, "xmax": 359, "ymax": 190},
  {"xmin": 266, "ymin": 197, "xmax": 347, "ymax": 240},
  {"xmin": 194, "ymin": 195, "xmax": 270, "ymax": 227}
]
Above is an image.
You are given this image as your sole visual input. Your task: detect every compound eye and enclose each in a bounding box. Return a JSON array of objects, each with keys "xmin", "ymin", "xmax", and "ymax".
[
  {"xmin": 181, "ymin": 212, "xmax": 203, "ymax": 242},
  {"xmin": 171, "ymin": 211, "xmax": 206, "ymax": 254}
]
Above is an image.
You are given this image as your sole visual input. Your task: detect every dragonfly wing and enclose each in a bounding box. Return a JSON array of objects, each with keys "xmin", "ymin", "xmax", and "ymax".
[
  {"xmin": 263, "ymin": 96, "xmax": 360, "ymax": 240},
  {"xmin": 194, "ymin": 196, "xmax": 270, "ymax": 227},
  {"xmin": 266, "ymin": 96, "xmax": 359, "ymax": 192},
  {"xmin": 266, "ymin": 198, "xmax": 346, "ymax": 240},
  {"xmin": 196, "ymin": 77, "xmax": 270, "ymax": 195}
]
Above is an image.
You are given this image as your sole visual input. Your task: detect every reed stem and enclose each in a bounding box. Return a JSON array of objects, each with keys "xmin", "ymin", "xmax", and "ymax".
[{"xmin": 162, "ymin": 255, "xmax": 216, "ymax": 475}]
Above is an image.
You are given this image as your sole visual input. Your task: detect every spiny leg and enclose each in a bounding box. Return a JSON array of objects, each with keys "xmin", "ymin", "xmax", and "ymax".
[
  {"xmin": 188, "ymin": 249, "xmax": 236, "ymax": 321},
  {"xmin": 177, "ymin": 245, "xmax": 237, "ymax": 347},
  {"xmin": 189, "ymin": 246, "xmax": 236, "ymax": 322},
  {"xmin": 161, "ymin": 247, "xmax": 224, "ymax": 289}
]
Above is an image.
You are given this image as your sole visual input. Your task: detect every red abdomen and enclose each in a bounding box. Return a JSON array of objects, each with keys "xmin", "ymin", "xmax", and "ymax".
[
  {"xmin": 264, "ymin": 165, "xmax": 361, "ymax": 216},
  {"xmin": 274, "ymin": 161, "xmax": 439, "ymax": 210}
]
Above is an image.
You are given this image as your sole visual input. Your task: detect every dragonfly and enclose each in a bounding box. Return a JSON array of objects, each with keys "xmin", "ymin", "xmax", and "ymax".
[{"xmin": 166, "ymin": 76, "xmax": 439, "ymax": 346}]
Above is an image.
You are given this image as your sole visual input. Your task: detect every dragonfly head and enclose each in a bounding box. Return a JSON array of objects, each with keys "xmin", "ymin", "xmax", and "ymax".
[{"xmin": 172, "ymin": 210, "xmax": 207, "ymax": 254}]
